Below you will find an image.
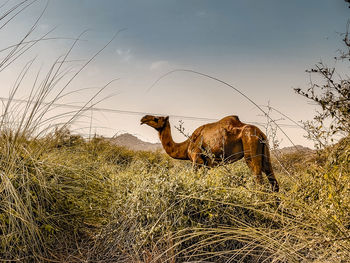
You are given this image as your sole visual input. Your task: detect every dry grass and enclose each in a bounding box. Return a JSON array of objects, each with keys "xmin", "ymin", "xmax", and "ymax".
[
  {"xmin": 0, "ymin": 76, "xmax": 348, "ymax": 262},
  {"xmin": 1, "ymin": 2, "xmax": 349, "ymax": 262}
]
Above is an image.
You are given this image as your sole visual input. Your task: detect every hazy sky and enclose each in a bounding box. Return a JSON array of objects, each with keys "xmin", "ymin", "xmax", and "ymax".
[{"xmin": 1, "ymin": 0, "xmax": 349, "ymax": 147}]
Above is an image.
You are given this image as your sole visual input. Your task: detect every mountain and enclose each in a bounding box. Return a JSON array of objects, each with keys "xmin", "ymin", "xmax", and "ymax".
[
  {"xmin": 274, "ymin": 145, "xmax": 314, "ymax": 155},
  {"xmin": 109, "ymin": 134, "xmax": 315, "ymax": 157},
  {"xmin": 108, "ymin": 133, "xmax": 163, "ymax": 152}
]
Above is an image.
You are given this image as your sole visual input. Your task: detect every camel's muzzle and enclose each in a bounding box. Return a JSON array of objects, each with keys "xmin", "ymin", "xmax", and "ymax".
[{"xmin": 140, "ymin": 115, "xmax": 152, "ymax": 125}]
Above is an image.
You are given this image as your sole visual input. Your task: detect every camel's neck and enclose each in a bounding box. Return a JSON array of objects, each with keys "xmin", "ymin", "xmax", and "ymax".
[{"xmin": 158, "ymin": 122, "xmax": 189, "ymax": 160}]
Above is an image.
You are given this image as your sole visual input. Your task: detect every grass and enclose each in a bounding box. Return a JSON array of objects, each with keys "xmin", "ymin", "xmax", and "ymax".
[
  {"xmin": 0, "ymin": 128, "xmax": 349, "ymax": 262},
  {"xmin": 1, "ymin": 2, "xmax": 349, "ymax": 261}
]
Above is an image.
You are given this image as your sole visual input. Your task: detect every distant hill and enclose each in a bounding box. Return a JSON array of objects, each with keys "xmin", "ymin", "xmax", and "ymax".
[
  {"xmin": 109, "ymin": 134, "xmax": 314, "ymax": 156},
  {"xmin": 109, "ymin": 133, "xmax": 163, "ymax": 152},
  {"xmin": 274, "ymin": 145, "xmax": 314, "ymax": 155}
]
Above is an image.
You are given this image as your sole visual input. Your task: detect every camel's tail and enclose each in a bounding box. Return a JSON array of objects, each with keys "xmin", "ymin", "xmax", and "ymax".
[{"xmin": 261, "ymin": 138, "xmax": 279, "ymax": 192}]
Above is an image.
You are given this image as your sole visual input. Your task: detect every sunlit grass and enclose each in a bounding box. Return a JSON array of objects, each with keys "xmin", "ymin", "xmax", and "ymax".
[
  {"xmin": 1, "ymin": 1, "xmax": 349, "ymax": 262},
  {"xmin": 0, "ymin": 121, "xmax": 349, "ymax": 262}
]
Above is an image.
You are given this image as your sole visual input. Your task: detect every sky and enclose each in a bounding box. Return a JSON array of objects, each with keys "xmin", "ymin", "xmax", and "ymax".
[{"xmin": 0, "ymin": 0, "xmax": 349, "ymax": 147}]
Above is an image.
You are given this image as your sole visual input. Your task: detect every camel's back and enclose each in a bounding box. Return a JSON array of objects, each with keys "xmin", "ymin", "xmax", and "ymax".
[
  {"xmin": 190, "ymin": 115, "xmax": 245, "ymax": 142},
  {"xmin": 217, "ymin": 115, "xmax": 245, "ymax": 128}
]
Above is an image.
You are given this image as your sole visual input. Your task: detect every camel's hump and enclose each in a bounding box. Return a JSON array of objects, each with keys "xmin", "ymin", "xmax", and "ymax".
[{"xmin": 219, "ymin": 115, "xmax": 240, "ymax": 122}]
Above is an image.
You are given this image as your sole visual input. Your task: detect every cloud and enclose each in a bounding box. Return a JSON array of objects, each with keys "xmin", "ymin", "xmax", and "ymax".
[
  {"xmin": 115, "ymin": 48, "xmax": 132, "ymax": 62},
  {"xmin": 149, "ymin": 60, "xmax": 170, "ymax": 71}
]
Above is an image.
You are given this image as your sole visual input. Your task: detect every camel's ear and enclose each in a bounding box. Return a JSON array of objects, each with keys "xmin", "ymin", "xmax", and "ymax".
[{"xmin": 165, "ymin": 116, "xmax": 169, "ymax": 122}]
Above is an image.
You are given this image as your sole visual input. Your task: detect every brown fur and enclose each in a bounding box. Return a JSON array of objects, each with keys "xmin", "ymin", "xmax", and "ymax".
[{"xmin": 141, "ymin": 115, "xmax": 279, "ymax": 192}]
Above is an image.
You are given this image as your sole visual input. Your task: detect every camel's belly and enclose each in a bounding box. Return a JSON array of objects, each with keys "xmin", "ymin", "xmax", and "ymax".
[
  {"xmin": 189, "ymin": 127, "xmax": 245, "ymax": 165},
  {"xmin": 221, "ymin": 141, "xmax": 244, "ymax": 162},
  {"xmin": 194, "ymin": 139, "xmax": 244, "ymax": 165}
]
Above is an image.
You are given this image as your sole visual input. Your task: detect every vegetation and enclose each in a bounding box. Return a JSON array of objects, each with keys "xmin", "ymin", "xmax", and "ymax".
[
  {"xmin": 0, "ymin": 127, "xmax": 348, "ymax": 262},
  {"xmin": 294, "ymin": 21, "xmax": 350, "ymax": 148},
  {"xmin": 0, "ymin": 1, "xmax": 349, "ymax": 262}
]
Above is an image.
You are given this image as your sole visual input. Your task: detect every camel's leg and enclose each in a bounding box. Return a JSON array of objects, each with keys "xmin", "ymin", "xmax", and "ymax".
[
  {"xmin": 243, "ymin": 127, "xmax": 279, "ymax": 192},
  {"xmin": 263, "ymin": 162, "xmax": 280, "ymax": 208},
  {"xmin": 262, "ymin": 159, "xmax": 279, "ymax": 192},
  {"xmin": 243, "ymin": 149, "xmax": 264, "ymax": 185},
  {"xmin": 258, "ymin": 135, "xmax": 279, "ymax": 192},
  {"xmin": 246, "ymin": 156, "xmax": 264, "ymax": 185},
  {"xmin": 242, "ymin": 128, "xmax": 264, "ymax": 186},
  {"xmin": 189, "ymin": 149, "xmax": 205, "ymax": 171}
]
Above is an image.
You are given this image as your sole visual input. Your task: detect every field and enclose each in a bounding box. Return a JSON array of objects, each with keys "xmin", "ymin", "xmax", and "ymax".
[
  {"xmin": 1, "ymin": 1, "xmax": 350, "ymax": 261},
  {"xmin": 0, "ymin": 129, "xmax": 349, "ymax": 262}
]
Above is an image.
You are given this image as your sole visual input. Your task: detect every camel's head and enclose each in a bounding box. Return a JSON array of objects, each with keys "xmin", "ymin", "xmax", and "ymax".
[{"xmin": 140, "ymin": 115, "xmax": 169, "ymax": 131}]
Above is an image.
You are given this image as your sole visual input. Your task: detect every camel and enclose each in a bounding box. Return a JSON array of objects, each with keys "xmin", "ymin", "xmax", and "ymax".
[{"xmin": 140, "ymin": 115, "xmax": 279, "ymax": 192}]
